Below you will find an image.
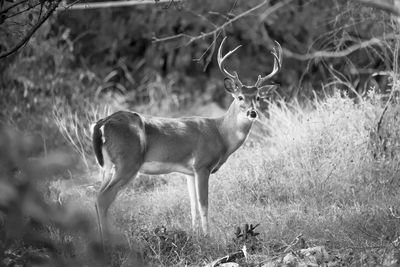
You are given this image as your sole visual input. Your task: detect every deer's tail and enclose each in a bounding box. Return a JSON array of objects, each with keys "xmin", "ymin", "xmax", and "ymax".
[{"xmin": 91, "ymin": 119, "xmax": 106, "ymax": 167}]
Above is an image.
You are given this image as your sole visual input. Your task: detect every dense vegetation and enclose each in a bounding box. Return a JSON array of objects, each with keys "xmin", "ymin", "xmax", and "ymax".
[{"xmin": 1, "ymin": 0, "xmax": 400, "ymax": 266}]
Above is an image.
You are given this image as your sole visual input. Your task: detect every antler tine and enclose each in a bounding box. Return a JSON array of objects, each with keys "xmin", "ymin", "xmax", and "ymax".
[
  {"xmin": 255, "ymin": 41, "xmax": 282, "ymax": 87},
  {"xmin": 218, "ymin": 37, "xmax": 242, "ymax": 81}
]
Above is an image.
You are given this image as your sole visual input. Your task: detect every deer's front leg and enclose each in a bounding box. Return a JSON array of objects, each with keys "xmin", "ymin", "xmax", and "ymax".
[
  {"xmin": 186, "ymin": 175, "xmax": 198, "ymax": 230},
  {"xmin": 195, "ymin": 168, "xmax": 210, "ymax": 235}
]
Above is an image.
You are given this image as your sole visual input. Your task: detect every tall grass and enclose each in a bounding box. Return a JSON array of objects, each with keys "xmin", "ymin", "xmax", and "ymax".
[
  {"xmin": 53, "ymin": 101, "xmax": 111, "ymax": 170},
  {"xmin": 47, "ymin": 90, "xmax": 400, "ymax": 265}
]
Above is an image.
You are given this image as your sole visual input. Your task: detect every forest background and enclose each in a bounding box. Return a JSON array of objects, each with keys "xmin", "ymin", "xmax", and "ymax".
[{"xmin": 1, "ymin": 0, "xmax": 400, "ymax": 266}]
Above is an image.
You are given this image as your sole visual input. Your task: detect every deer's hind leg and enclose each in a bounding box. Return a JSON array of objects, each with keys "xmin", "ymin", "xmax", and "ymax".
[
  {"xmin": 95, "ymin": 118, "xmax": 146, "ymax": 245},
  {"xmin": 96, "ymin": 161, "xmax": 141, "ymax": 244}
]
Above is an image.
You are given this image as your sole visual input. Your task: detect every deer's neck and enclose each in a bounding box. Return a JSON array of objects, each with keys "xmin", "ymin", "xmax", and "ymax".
[{"xmin": 217, "ymin": 100, "xmax": 253, "ymax": 155}]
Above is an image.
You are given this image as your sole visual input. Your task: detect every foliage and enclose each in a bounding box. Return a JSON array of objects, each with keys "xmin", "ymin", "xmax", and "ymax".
[
  {"xmin": 0, "ymin": 125, "xmax": 110, "ymax": 266},
  {"xmin": 1, "ymin": 0, "xmax": 397, "ymax": 108},
  {"xmin": 50, "ymin": 0, "xmax": 396, "ymax": 99}
]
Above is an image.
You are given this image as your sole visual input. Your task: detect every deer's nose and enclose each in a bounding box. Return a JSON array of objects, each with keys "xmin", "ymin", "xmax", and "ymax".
[{"xmin": 247, "ymin": 110, "xmax": 257, "ymax": 118}]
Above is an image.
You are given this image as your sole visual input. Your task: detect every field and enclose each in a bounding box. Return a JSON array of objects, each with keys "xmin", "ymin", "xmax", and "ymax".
[{"xmin": 3, "ymin": 91, "xmax": 399, "ymax": 266}]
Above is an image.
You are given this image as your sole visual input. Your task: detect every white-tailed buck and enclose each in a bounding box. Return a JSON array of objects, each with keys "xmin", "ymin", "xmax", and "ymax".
[{"xmin": 92, "ymin": 37, "xmax": 282, "ymax": 242}]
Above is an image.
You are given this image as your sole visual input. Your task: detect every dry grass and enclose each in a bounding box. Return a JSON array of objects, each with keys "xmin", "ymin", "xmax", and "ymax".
[{"xmin": 46, "ymin": 90, "xmax": 400, "ymax": 266}]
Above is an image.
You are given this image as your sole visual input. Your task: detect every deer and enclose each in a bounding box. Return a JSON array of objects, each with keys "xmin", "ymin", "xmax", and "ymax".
[{"xmin": 92, "ymin": 37, "xmax": 282, "ymax": 243}]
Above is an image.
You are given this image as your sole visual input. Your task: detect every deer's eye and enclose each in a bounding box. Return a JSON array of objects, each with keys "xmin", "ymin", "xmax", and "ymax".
[
  {"xmin": 256, "ymin": 96, "xmax": 260, "ymax": 101},
  {"xmin": 238, "ymin": 96, "xmax": 244, "ymax": 101}
]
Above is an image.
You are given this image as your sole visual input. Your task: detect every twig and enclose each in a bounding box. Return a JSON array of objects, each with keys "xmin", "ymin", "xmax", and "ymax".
[
  {"xmin": 283, "ymin": 33, "xmax": 400, "ymax": 61},
  {"xmin": 192, "ymin": 0, "xmax": 237, "ymax": 68},
  {"xmin": 197, "ymin": 0, "xmax": 235, "ymax": 62},
  {"xmin": 57, "ymin": 0, "xmax": 180, "ymax": 10},
  {"xmin": 152, "ymin": 33, "xmax": 194, "ymax": 43},
  {"xmin": 61, "ymin": 0, "xmax": 82, "ymax": 10},
  {"xmin": 356, "ymin": 0, "xmax": 400, "ymax": 17},
  {"xmin": 38, "ymin": 2, "xmax": 43, "ymax": 22},
  {"xmin": 193, "ymin": 31, "xmax": 218, "ymax": 71},
  {"xmin": 189, "ymin": 0, "xmax": 267, "ymax": 43},
  {"xmin": 0, "ymin": 0, "xmax": 28, "ymax": 15},
  {"xmin": 162, "ymin": 0, "xmax": 182, "ymax": 10},
  {"xmin": 209, "ymin": 249, "xmax": 245, "ymax": 267},
  {"xmin": 153, "ymin": 0, "xmax": 292, "ymax": 44},
  {"xmin": 258, "ymin": 0, "xmax": 293, "ymax": 21},
  {"xmin": 5, "ymin": 1, "xmax": 41, "ymax": 19},
  {"xmin": 283, "ymin": 233, "xmax": 304, "ymax": 253},
  {"xmin": 376, "ymin": 36, "xmax": 400, "ymax": 135},
  {"xmin": 0, "ymin": 0, "xmax": 61, "ymax": 59}
]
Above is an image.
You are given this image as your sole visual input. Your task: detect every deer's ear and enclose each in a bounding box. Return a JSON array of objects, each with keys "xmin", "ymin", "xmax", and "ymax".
[
  {"xmin": 224, "ymin": 78, "xmax": 237, "ymax": 93},
  {"xmin": 258, "ymin": 84, "xmax": 278, "ymax": 98}
]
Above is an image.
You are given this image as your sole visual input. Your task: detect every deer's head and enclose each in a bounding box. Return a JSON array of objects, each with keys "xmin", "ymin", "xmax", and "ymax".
[{"xmin": 218, "ymin": 37, "xmax": 282, "ymax": 120}]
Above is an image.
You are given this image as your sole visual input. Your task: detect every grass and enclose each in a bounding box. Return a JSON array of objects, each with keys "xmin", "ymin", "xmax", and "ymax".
[{"xmin": 46, "ymin": 90, "xmax": 400, "ymax": 265}]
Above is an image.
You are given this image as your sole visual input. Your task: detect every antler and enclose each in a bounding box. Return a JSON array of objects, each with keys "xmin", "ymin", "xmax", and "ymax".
[
  {"xmin": 218, "ymin": 37, "xmax": 243, "ymax": 87},
  {"xmin": 255, "ymin": 41, "xmax": 282, "ymax": 87}
]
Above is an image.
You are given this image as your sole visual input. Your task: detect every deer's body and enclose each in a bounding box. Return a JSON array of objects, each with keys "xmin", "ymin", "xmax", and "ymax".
[
  {"xmin": 93, "ymin": 37, "xmax": 282, "ymax": 244},
  {"xmin": 94, "ymin": 105, "xmax": 252, "ymax": 177}
]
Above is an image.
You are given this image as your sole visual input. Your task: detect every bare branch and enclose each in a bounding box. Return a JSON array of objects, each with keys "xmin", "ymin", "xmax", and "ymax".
[
  {"xmin": 6, "ymin": 1, "xmax": 41, "ymax": 19},
  {"xmin": 152, "ymin": 32, "xmax": 194, "ymax": 43},
  {"xmin": 283, "ymin": 33, "xmax": 400, "ymax": 61},
  {"xmin": 258, "ymin": 0, "xmax": 293, "ymax": 21},
  {"xmin": 58, "ymin": 0, "xmax": 179, "ymax": 10},
  {"xmin": 356, "ymin": 0, "xmax": 400, "ymax": 17},
  {"xmin": 193, "ymin": 31, "xmax": 217, "ymax": 71},
  {"xmin": 61, "ymin": 0, "xmax": 82, "ymax": 10},
  {"xmin": 0, "ymin": 0, "xmax": 61, "ymax": 59},
  {"xmin": 153, "ymin": 0, "xmax": 293, "ymax": 44},
  {"xmin": 376, "ymin": 38, "xmax": 400, "ymax": 138},
  {"xmin": 192, "ymin": 0, "xmax": 236, "ymax": 69},
  {"xmin": 0, "ymin": 0, "xmax": 28, "ymax": 15}
]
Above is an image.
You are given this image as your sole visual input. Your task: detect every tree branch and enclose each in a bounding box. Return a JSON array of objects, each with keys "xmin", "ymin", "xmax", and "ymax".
[
  {"xmin": 0, "ymin": 0, "xmax": 28, "ymax": 15},
  {"xmin": 0, "ymin": 0, "xmax": 61, "ymax": 59},
  {"xmin": 356, "ymin": 0, "xmax": 400, "ymax": 17},
  {"xmin": 6, "ymin": 1, "xmax": 41, "ymax": 19},
  {"xmin": 283, "ymin": 33, "xmax": 400, "ymax": 61},
  {"xmin": 58, "ymin": 0, "xmax": 179, "ymax": 10},
  {"xmin": 153, "ymin": 0, "xmax": 293, "ymax": 44}
]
